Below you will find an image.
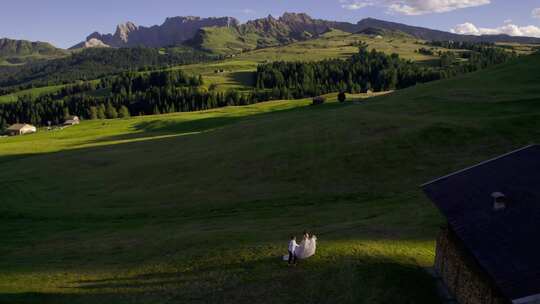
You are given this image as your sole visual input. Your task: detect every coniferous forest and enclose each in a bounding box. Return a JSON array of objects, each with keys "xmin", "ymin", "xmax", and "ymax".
[
  {"xmin": 0, "ymin": 43, "xmax": 518, "ymax": 129},
  {"xmin": 0, "ymin": 47, "xmax": 220, "ymax": 93}
]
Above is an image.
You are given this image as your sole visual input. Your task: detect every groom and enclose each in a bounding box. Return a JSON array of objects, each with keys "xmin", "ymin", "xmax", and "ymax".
[{"xmin": 288, "ymin": 235, "xmax": 299, "ymax": 265}]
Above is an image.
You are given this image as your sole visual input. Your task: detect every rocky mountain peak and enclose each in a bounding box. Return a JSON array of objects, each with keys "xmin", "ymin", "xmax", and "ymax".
[
  {"xmin": 114, "ymin": 22, "xmax": 138, "ymax": 43},
  {"xmin": 279, "ymin": 12, "xmax": 313, "ymax": 23},
  {"xmin": 72, "ymin": 15, "xmax": 238, "ymax": 49}
]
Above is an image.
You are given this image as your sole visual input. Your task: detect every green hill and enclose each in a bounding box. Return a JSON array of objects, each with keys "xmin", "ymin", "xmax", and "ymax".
[
  {"xmin": 188, "ymin": 26, "xmax": 259, "ymax": 55},
  {"xmin": 0, "ymin": 38, "xmax": 67, "ymax": 65},
  {"xmin": 1, "ymin": 52, "xmax": 540, "ymax": 303}
]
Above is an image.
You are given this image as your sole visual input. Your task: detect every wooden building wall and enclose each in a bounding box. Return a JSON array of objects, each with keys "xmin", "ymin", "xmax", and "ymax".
[{"xmin": 435, "ymin": 226, "xmax": 510, "ymax": 304}]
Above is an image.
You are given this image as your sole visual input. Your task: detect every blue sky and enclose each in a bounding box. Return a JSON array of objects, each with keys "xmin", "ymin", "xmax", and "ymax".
[{"xmin": 1, "ymin": 0, "xmax": 539, "ymax": 48}]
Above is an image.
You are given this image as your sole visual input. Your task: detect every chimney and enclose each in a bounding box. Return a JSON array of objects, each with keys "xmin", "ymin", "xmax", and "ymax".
[{"xmin": 491, "ymin": 192, "xmax": 507, "ymax": 211}]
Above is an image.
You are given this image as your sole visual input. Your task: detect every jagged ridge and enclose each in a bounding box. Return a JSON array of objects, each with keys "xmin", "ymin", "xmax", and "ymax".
[{"xmin": 72, "ymin": 13, "xmax": 540, "ymax": 51}]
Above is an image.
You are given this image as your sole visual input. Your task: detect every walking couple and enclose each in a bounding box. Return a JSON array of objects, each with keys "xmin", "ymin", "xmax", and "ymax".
[{"xmin": 286, "ymin": 230, "xmax": 317, "ymax": 265}]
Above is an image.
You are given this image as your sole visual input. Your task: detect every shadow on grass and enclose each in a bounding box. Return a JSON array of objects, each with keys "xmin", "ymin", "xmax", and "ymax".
[
  {"xmin": 78, "ymin": 101, "xmax": 346, "ymax": 147},
  {"xmin": 0, "ymin": 255, "xmax": 441, "ymax": 304},
  {"xmin": 83, "ymin": 116, "xmax": 241, "ymax": 145},
  {"xmin": 230, "ymin": 71, "xmax": 256, "ymax": 87}
]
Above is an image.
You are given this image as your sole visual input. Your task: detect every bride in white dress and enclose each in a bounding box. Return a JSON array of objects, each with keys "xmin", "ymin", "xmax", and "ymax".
[{"xmin": 295, "ymin": 233, "xmax": 317, "ymax": 259}]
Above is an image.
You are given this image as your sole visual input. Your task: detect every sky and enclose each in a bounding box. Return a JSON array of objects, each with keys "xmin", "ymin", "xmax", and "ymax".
[{"xmin": 0, "ymin": 0, "xmax": 539, "ymax": 48}]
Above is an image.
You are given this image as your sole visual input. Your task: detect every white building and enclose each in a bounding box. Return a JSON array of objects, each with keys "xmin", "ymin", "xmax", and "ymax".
[
  {"xmin": 7, "ymin": 124, "xmax": 37, "ymax": 136},
  {"xmin": 63, "ymin": 116, "xmax": 80, "ymax": 126}
]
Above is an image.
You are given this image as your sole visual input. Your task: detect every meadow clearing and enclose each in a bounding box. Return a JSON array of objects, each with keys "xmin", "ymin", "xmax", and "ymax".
[{"xmin": 2, "ymin": 53, "xmax": 540, "ymax": 303}]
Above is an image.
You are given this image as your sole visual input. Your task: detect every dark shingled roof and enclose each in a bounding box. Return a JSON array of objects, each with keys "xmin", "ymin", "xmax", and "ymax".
[{"xmin": 422, "ymin": 145, "xmax": 540, "ymax": 301}]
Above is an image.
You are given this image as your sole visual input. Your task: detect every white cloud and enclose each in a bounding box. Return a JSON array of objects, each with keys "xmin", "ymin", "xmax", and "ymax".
[
  {"xmin": 532, "ymin": 8, "xmax": 540, "ymax": 19},
  {"xmin": 339, "ymin": 0, "xmax": 490, "ymax": 15},
  {"xmin": 450, "ymin": 22, "xmax": 540, "ymax": 38},
  {"xmin": 340, "ymin": 0, "xmax": 373, "ymax": 10},
  {"xmin": 342, "ymin": 2, "xmax": 371, "ymax": 10}
]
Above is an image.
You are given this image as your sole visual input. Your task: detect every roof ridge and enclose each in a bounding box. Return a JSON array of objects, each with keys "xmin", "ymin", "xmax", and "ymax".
[{"xmin": 420, "ymin": 145, "xmax": 538, "ymax": 188}]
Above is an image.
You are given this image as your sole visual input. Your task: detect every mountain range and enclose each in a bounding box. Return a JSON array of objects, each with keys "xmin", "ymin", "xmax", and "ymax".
[
  {"xmin": 71, "ymin": 16, "xmax": 237, "ymax": 49},
  {"xmin": 71, "ymin": 13, "xmax": 540, "ymax": 52},
  {"xmin": 1, "ymin": 13, "xmax": 539, "ymax": 60}
]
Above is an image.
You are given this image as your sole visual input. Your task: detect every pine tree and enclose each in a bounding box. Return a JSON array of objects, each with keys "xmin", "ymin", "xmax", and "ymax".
[
  {"xmin": 0, "ymin": 118, "xmax": 7, "ymax": 134},
  {"xmin": 63, "ymin": 107, "xmax": 70, "ymax": 119},
  {"xmin": 89, "ymin": 106, "xmax": 98, "ymax": 120},
  {"xmin": 118, "ymin": 105, "xmax": 130, "ymax": 118},
  {"xmin": 97, "ymin": 104, "xmax": 106, "ymax": 119},
  {"xmin": 105, "ymin": 103, "xmax": 118, "ymax": 119}
]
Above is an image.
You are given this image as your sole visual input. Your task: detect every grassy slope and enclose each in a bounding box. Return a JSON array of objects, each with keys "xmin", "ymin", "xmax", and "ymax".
[
  {"xmin": 194, "ymin": 27, "xmax": 259, "ymax": 55},
  {"xmin": 0, "ymin": 80, "xmax": 102, "ymax": 104},
  {"xmin": 2, "ymin": 54, "xmax": 540, "ymax": 303},
  {"xmin": 0, "ymin": 84, "xmax": 67, "ymax": 104}
]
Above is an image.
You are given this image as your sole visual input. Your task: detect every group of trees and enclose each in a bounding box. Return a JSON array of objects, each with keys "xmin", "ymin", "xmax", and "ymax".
[
  {"xmin": 256, "ymin": 46, "xmax": 444, "ymax": 96},
  {"xmin": 428, "ymin": 41, "xmax": 517, "ymax": 69},
  {"xmin": 102, "ymin": 70, "xmax": 203, "ymax": 95},
  {"xmin": 417, "ymin": 47, "xmax": 435, "ymax": 56},
  {"xmin": 256, "ymin": 43, "xmax": 517, "ymax": 98}
]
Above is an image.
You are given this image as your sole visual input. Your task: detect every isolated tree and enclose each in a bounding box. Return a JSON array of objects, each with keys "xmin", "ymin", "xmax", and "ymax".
[{"xmin": 338, "ymin": 92, "xmax": 346, "ymax": 103}]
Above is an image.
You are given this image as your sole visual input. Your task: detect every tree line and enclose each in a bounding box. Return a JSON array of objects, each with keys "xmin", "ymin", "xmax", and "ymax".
[{"xmin": 256, "ymin": 44, "xmax": 517, "ymax": 98}]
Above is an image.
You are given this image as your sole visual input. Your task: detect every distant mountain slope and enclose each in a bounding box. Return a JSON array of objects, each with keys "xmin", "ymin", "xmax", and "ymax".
[
  {"xmin": 0, "ymin": 38, "xmax": 67, "ymax": 64},
  {"xmin": 356, "ymin": 18, "xmax": 540, "ymax": 44}
]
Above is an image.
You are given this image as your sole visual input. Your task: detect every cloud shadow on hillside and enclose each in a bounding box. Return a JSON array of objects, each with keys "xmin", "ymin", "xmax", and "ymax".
[{"xmin": 79, "ymin": 101, "xmax": 344, "ymax": 147}]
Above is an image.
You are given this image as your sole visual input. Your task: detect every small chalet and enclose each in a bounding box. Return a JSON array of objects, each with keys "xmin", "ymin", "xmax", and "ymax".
[
  {"xmin": 63, "ymin": 116, "xmax": 80, "ymax": 126},
  {"xmin": 422, "ymin": 145, "xmax": 540, "ymax": 304},
  {"xmin": 6, "ymin": 123, "xmax": 37, "ymax": 136}
]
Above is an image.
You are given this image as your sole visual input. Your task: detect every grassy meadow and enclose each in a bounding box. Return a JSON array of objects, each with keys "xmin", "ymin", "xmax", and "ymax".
[{"xmin": 2, "ymin": 53, "xmax": 540, "ymax": 303}]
